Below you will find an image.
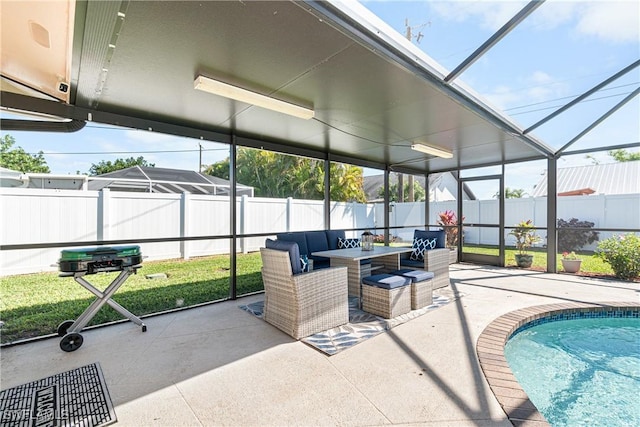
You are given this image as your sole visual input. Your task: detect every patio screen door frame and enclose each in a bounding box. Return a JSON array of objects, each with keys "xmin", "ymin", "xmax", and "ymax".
[{"xmin": 457, "ymin": 173, "xmax": 504, "ymax": 267}]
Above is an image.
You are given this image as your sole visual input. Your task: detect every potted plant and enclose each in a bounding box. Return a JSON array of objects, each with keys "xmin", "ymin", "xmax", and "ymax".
[
  {"xmin": 509, "ymin": 220, "xmax": 541, "ymax": 268},
  {"xmin": 561, "ymin": 251, "xmax": 582, "ymax": 273},
  {"xmin": 437, "ymin": 210, "xmax": 464, "ymax": 264}
]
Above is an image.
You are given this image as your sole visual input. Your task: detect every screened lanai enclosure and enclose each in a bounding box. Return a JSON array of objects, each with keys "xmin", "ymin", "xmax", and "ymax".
[{"xmin": 1, "ymin": 0, "xmax": 638, "ymax": 341}]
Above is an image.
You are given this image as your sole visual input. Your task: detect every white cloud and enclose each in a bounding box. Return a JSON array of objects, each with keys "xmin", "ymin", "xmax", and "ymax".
[
  {"xmin": 529, "ymin": 71, "xmax": 554, "ymax": 86},
  {"xmin": 527, "ymin": 86, "xmax": 555, "ymax": 103},
  {"xmin": 430, "ymin": 1, "xmax": 527, "ymax": 31},
  {"xmin": 525, "ymin": 71, "xmax": 570, "ymax": 103},
  {"xmin": 484, "ymin": 84, "xmax": 522, "ymax": 110},
  {"xmin": 482, "ymin": 70, "xmax": 569, "ymax": 111},
  {"xmin": 429, "ymin": 0, "xmax": 639, "ymax": 43},
  {"xmin": 575, "ymin": 1, "xmax": 640, "ymax": 43},
  {"xmin": 527, "ymin": 1, "xmax": 577, "ymax": 30}
]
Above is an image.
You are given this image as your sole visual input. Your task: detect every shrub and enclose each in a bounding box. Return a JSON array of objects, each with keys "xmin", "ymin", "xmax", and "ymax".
[
  {"xmin": 509, "ymin": 220, "xmax": 541, "ymax": 255},
  {"xmin": 373, "ymin": 234, "xmax": 397, "ymax": 243},
  {"xmin": 437, "ymin": 210, "xmax": 464, "ymax": 248},
  {"xmin": 595, "ymin": 234, "xmax": 640, "ymax": 280},
  {"xmin": 557, "ymin": 218, "xmax": 599, "ymax": 252}
]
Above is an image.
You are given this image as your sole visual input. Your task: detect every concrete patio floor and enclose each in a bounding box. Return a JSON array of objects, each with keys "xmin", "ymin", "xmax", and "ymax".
[{"xmin": 1, "ymin": 264, "xmax": 638, "ymax": 426}]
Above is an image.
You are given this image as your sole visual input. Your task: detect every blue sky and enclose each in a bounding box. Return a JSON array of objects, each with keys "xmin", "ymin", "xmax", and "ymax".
[
  {"xmin": 363, "ymin": 0, "xmax": 639, "ymax": 150},
  {"xmin": 3, "ymin": 0, "xmax": 639, "ymax": 195}
]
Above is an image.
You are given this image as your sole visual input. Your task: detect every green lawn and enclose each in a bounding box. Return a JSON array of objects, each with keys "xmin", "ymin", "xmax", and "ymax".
[
  {"xmin": 463, "ymin": 245, "xmax": 615, "ymax": 274},
  {"xmin": 0, "ymin": 252, "xmax": 264, "ymax": 344}
]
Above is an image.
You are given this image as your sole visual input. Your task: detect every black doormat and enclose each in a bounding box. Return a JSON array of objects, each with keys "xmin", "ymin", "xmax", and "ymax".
[{"xmin": 0, "ymin": 363, "xmax": 116, "ymax": 427}]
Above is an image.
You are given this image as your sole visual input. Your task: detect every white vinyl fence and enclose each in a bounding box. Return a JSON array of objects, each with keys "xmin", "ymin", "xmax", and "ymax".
[
  {"xmin": 385, "ymin": 194, "xmax": 639, "ymax": 248},
  {"xmin": 1, "ymin": 187, "xmax": 638, "ymax": 276}
]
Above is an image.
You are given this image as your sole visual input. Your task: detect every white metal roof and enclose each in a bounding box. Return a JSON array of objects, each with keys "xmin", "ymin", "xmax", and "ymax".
[{"xmin": 532, "ymin": 160, "xmax": 640, "ymax": 197}]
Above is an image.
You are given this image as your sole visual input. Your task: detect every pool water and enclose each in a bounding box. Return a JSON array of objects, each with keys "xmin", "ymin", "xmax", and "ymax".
[{"xmin": 504, "ymin": 317, "xmax": 640, "ymax": 427}]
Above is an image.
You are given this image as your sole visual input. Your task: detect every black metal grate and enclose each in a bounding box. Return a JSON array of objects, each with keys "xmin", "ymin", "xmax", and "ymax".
[{"xmin": 0, "ymin": 363, "xmax": 116, "ymax": 427}]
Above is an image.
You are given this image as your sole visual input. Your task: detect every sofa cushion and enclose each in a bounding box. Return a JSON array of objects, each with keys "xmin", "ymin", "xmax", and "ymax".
[
  {"xmin": 362, "ymin": 274, "xmax": 410, "ymax": 289},
  {"xmin": 265, "ymin": 238, "xmax": 302, "ymax": 275},
  {"xmin": 338, "ymin": 237, "xmax": 360, "ymax": 249},
  {"xmin": 313, "ymin": 259, "xmax": 331, "ymax": 269},
  {"xmin": 414, "ymin": 229, "xmax": 446, "ymax": 249},
  {"xmin": 306, "ymin": 231, "xmax": 329, "ymax": 252},
  {"xmin": 400, "ymin": 258, "xmax": 425, "ymax": 268},
  {"xmin": 410, "ymin": 237, "xmax": 437, "ymax": 261},
  {"xmin": 276, "ymin": 232, "xmax": 309, "ymax": 257},
  {"xmin": 306, "ymin": 231, "xmax": 330, "ymax": 265},
  {"xmin": 325, "ymin": 230, "xmax": 345, "ymax": 250},
  {"xmin": 390, "ymin": 269, "xmax": 434, "ymax": 283}
]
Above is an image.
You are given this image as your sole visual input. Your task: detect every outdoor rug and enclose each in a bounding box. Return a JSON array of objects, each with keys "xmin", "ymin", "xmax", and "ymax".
[
  {"xmin": 0, "ymin": 363, "xmax": 116, "ymax": 427},
  {"xmin": 240, "ymin": 289, "xmax": 461, "ymax": 355}
]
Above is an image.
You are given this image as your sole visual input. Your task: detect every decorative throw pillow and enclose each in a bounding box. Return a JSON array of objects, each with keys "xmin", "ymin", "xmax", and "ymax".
[
  {"xmin": 338, "ymin": 237, "xmax": 360, "ymax": 249},
  {"xmin": 414, "ymin": 230, "xmax": 446, "ymax": 249},
  {"xmin": 300, "ymin": 255, "xmax": 310, "ymax": 273},
  {"xmin": 410, "ymin": 237, "xmax": 437, "ymax": 261}
]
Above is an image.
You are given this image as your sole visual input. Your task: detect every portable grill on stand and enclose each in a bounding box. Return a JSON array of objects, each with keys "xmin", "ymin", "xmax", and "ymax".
[{"xmin": 57, "ymin": 245, "xmax": 146, "ymax": 352}]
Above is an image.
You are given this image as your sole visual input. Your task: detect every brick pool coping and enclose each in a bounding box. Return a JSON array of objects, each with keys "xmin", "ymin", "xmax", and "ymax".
[{"xmin": 476, "ymin": 301, "xmax": 640, "ymax": 427}]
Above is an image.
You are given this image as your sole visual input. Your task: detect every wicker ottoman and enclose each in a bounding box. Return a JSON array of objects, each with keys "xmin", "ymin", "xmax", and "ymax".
[
  {"xmin": 361, "ymin": 274, "xmax": 411, "ymax": 318},
  {"xmin": 391, "ymin": 269, "xmax": 434, "ymax": 310}
]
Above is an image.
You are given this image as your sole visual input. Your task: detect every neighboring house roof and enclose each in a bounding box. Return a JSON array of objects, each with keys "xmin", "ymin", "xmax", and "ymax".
[
  {"xmin": 1, "ymin": 167, "xmax": 88, "ymax": 189},
  {"xmin": 87, "ymin": 166, "xmax": 254, "ymax": 196},
  {"xmin": 363, "ymin": 172, "xmax": 476, "ymax": 202},
  {"xmin": 0, "ymin": 167, "xmax": 25, "ymax": 187},
  {"xmin": 531, "ymin": 161, "xmax": 640, "ymax": 197}
]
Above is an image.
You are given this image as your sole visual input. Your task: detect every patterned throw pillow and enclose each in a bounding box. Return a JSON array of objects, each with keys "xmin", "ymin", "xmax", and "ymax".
[
  {"xmin": 300, "ymin": 255, "xmax": 309, "ymax": 273},
  {"xmin": 410, "ymin": 237, "xmax": 437, "ymax": 261},
  {"xmin": 338, "ymin": 237, "xmax": 360, "ymax": 249}
]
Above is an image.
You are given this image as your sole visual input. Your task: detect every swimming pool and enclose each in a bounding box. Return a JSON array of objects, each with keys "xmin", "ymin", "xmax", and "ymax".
[
  {"xmin": 505, "ymin": 316, "xmax": 640, "ymax": 427},
  {"xmin": 475, "ymin": 303, "xmax": 640, "ymax": 426}
]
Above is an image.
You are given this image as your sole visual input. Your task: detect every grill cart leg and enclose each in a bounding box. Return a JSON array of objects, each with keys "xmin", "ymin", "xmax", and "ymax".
[{"xmin": 59, "ymin": 267, "xmax": 146, "ymax": 352}]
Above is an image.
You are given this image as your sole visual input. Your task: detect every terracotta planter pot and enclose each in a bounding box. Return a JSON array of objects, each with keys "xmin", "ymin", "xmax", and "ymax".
[
  {"xmin": 562, "ymin": 259, "xmax": 582, "ymax": 273},
  {"xmin": 515, "ymin": 254, "xmax": 534, "ymax": 268}
]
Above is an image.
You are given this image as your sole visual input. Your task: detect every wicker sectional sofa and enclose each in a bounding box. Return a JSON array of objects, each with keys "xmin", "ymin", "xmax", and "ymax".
[
  {"xmin": 276, "ymin": 230, "xmax": 349, "ymax": 269},
  {"xmin": 275, "ymin": 229, "xmax": 450, "ymax": 290}
]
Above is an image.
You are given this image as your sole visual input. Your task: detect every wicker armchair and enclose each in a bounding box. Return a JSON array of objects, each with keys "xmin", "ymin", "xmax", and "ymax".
[
  {"xmin": 260, "ymin": 248, "xmax": 349, "ymax": 339},
  {"xmin": 400, "ymin": 248, "xmax": 450, "ymax": 290}
]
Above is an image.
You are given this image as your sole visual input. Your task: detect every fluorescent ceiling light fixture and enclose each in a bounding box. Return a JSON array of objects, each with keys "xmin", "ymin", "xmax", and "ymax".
[
  {"xmin": 194, "ymin": 75, "xmax": 314, "ymax": 120},
  {"xmin": 411, "ymin": 142, "xmax": 453, "ymax": 159}
]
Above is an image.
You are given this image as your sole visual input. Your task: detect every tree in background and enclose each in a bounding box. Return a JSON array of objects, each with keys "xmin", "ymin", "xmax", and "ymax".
[
  {"xmin": 585, "ymin": 154, "xmax": 600, "ymax": 165},
  {"xmin": 89, "ymin": 156, "xmax": 155, "ymax": 175},
  {"xmin": 203, "ymin": 148, "xmax": 366, "ymax": 202},
  {"xmin": 328, "ymin": 162, "xmax": 367, "ymax": 202},
  {"xmin": 493, "ymin": 187, "xmax": 527, "ymax": 199},
  {"xmin": 0, "ymin": 135, "xmax": 50, "ymax": 173},
  {"xmin": 608, "ymin": 149, "xmax": 640, "ymax": 162},
  {"xmin": 379, "ymin": 181, "xmax": 426, "ymax": 202}
]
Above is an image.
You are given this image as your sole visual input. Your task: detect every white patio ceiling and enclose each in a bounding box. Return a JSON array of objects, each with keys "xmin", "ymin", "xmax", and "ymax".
[{"xmin": 1, "ymin": 1, "xmax": 637, "ymax": 173}]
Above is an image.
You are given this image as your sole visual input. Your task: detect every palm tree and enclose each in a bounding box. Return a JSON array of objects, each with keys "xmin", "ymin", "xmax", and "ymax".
[
  {"xmin": 494, "ymin": 187, "xmax": 527, "ymax": 199},
  {"xmin": 204, "ymin": 148, "xmax": 366, "ymax": 201}
]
